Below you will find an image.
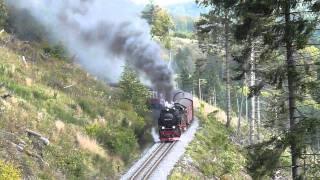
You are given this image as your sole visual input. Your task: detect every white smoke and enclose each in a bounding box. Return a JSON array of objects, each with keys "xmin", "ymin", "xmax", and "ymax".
[
  {"xmin": 151, "ymin": 127, "xmax": 160, "ymax": 142},
  {"xmin": 6, "ymin": 0, "xmax": 173, "ymax": 98}
]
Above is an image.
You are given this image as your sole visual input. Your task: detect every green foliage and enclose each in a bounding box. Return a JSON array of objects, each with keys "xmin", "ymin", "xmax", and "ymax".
[
  {"xmin": 178, "ymin": 68, "xmax": 193, "ymax": 92},
  {"xmin": 42, "ymin": 43, "xmax": 68, "ymax": 60},
  {"xmin": 0, "ymin": 0, "xmax": 8, "ymax": 29},
  {"xmin": 247, "ymin": 137, "xmax": 288, "ymax": 179},
  {"xmin": 234, "ymin": 1, "xmax": 320, "ymax": 178},
  {"xmin": 47, "ymin": 146, "xmax": 86, "ymax": 179},
  {"xmin": 78, "ymin": 97, "xmax": 105, "ymax": 118},
  {"xmin": 48, "ymin": 105, "xmax": 83, "ymax": 125},
  {"xmin": 119, "ymin": 66, "xmax": 150, "ymax": 116},
  {"xmin": 86, "ymin": 124, "xmax": 138, "ymax": 162},
  {"xmin": 172, "ymin": 114, "xmax": 246, "ymax": 178},
  {"xmin": 0, "ymin": 33, "xmax": 153, "ymax": 178},
  {"xmin": 174, "ymin": 47, "xmax": 194, "ymax": 92},
  {"xmin": 0, "ymin": 160, "xmax": 21, "ymax": 180},
  {"xmin": 141, "ymin": 0, "xmax": 157, "ymax": 25},
  {"xmin": 153, "ymin": 9, "xmax": 174, "ymax": 49},
  {"xmin": 174, "ymin": 47, "xmax": 193, "ymax": 73},
  {"xmin": 141, "ymin": 2, "xmax": 174, "ymax": 48}
]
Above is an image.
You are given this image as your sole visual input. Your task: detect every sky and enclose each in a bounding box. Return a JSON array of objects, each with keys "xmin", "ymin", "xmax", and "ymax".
[{"xmin": 130, "ymin": 0, "xmax": 194, "ymax": 6}]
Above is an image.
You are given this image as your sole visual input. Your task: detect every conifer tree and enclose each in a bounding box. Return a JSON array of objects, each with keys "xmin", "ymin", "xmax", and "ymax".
[
  {"xmin": 235, "ymin": 0, "xmax": 320, "ymax": 178},
  {"xmin": 196, "ymin": 0, "xmax": 239, "ymax": 127}
]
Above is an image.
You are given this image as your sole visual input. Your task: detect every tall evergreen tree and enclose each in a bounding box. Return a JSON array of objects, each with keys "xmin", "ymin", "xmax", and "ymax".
[
  {"xmin": 235, "ymin": 0, "xmax": 320, "ymax": 178},
  {"xmin": 196, "ymin": 0, "xmax": 239, "ymax": 128},
  {"xmin": 119, "ymin": 66, "xmax": 151, "ymax": 116}
]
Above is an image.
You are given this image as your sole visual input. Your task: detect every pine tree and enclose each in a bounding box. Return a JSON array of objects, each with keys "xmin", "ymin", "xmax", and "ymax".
[
  {"xmin": 235, "ymin": 0, "xmax": 320, "ymax": 178},
  {"xmin": 119, "ymin": 66, "xmax": 151, "ymax": 116},
  {"xmin": 196, "ymin": 0, "xmax": 239, "ymax": 128}
]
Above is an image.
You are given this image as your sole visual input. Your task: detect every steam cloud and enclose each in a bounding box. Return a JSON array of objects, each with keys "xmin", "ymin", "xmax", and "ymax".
[{"xmin": 6, "ymin": 0, "xmax": 173, "ymax": 99}]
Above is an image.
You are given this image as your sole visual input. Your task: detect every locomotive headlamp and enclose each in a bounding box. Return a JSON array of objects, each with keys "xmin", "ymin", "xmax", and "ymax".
[
  {"xmin": 172, "ymin": 126, "xmax": 176, "ymax": 129},
  {"xmin": 162, "ymin": 126, "xmax": 165, "ymax": 129}
]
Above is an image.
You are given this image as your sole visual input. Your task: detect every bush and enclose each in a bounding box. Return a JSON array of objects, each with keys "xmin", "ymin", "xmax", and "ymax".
[
  {"xmin": 46, "ymin": 146, "xmax": 86, "ymax": 179},
  {"xmin": 179, "ymin": 114, "xmax": 246, "ymax": 178},
  {"xmin": 86, "ymin": 124, "xmax": 138, "ymax": 162},
  {"xmin": 105, "ymin": 127, "xmax": 138, "ymax": 161},
  {"xmin": 49, "ymin": 105, "xmax": 85, "ymax": 125},
  {"xmin": 7, "ymin": 82, "xmax": 33, "ymax": 100},
  {"xmin": 78, "ymin": 97, "xmax": 105, "ymax": 118},
  {"xmin": 42, "ymin": 43, "xmax": 68, "ymax": 59},
  {"xmin": 0, "ymin": 0, "xmax": 8, "ymax": 29},
  {"xmin": 0, "ymin": 160, "xmax": 21, "ymax": 180},
  {"xmin": 119, "ymin": 66, "xmax": 150, "ymax": 116}
]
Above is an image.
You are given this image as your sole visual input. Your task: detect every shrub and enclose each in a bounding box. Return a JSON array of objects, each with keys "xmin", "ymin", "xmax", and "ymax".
[
  {"xmin": 46, "ymin": 146, "xmax": 86, "ymax": 179},
  {"xmin": 186, "ymin": 115, "xmax": 246, "ymax": 177},
  {"xmin": 86, "ymin": 124, "xmax": 138, "ymax": 162},
  {"xmin": 0, "ymin": 0, "xmax": 8, "ymax": 29},
  {"xmin": 7, "ymin": 82, "xmax": 33, "ymax": 100},
  {"xmin": 0, "ymin": 160, "xmax": 21, "ymax": 180},
  {"xmin": 119, "ymin": 66, "xmax": 150, "ymax": 116},
  {"xmin": 46, "ymin": 103, "xmax": 85, "ymax": 125},
  {"xmin": 78, "ymin": 97, "xmax": 105, "ymax": 118},
  {"xmin": 42, "ymin": 43, "xmax": 68, "ymax": 60}
]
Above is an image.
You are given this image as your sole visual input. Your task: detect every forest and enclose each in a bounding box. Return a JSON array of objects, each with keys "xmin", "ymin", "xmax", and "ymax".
[{"xmin": 0, "ymin": 0, "xmax": 320, "ymax": 179}]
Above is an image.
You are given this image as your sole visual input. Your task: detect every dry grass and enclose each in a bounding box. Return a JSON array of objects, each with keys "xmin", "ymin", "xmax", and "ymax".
[
  {"xmin": 193, "ymin": 97, "xmax": 238, "ymax": 127},
  {"xmin": 76, "ymin": 133, "xmax": 108, "ymax": 159},
  {"xmin": 55, "ymin": 120, "xmax": 65, "ymax": 133}
]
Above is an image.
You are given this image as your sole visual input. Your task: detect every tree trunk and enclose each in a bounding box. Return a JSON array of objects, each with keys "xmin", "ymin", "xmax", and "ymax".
[
  {"xmin": 249, "ymin": 41, "xmax": 256, "ymax": 145},
  {"xmin": 284, "ymin": 1, "xmax": 301, "ymax": 179},
  {"xmin": 225, "ymin": 10, "xmax": 232, "ymax": 128},
  {"xmin": 256, "ymin": 96, "xmax": 261, "ymax": 141},
  {"xmin": 245, "ymin": 73, "xmax": 249, "ymax": 125},
  {"xmin": 237, "ymin": 81, "xmax": 245, "ymax": 136}
]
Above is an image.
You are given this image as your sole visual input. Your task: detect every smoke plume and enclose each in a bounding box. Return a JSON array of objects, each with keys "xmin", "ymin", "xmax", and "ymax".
[{"xmin": 6, "ymin": 0, "xmax": 173, "ymax": 99}]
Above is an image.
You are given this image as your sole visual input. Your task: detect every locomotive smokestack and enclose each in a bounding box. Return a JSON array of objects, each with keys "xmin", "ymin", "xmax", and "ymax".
[{"xmin": 7, "ymin": 0, "xmax": 173, "ymax": 99}]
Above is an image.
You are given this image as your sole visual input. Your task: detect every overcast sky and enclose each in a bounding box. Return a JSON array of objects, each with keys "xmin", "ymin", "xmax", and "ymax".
[{"xmin": 130, "ymin": 0, "xmax": 194, "ymax": 6}]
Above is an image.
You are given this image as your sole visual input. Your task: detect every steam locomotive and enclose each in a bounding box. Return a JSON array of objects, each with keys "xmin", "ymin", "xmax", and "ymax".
[{"xmin": 158, "ymin": 91, "xmax": 194, "ymax": 142}]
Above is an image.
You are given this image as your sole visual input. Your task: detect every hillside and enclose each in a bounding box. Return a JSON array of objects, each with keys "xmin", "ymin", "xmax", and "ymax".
[
  {"xmin": 0, "ymin": 31, "xmax": 152, "ymax": 179},
  {"xmin": 170, "ymin": 99, "xmax": 250, "ymax": 179}
]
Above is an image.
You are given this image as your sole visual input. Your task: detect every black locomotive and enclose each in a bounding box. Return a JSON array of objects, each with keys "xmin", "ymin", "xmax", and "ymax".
[{"xmin": 158, "ymin": 91, "xmax": 194, "ymax": 142}]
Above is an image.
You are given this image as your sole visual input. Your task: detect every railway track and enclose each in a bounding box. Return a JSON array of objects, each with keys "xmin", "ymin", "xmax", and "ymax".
[{"xmin": 129, "ymin": 142, "xmax": 176, "ymax": 180}]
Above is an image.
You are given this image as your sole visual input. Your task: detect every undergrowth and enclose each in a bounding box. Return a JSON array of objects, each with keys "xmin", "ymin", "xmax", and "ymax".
[{"xmin": 170, "ymin": 112, "xmax": 248, "ymax": 179}]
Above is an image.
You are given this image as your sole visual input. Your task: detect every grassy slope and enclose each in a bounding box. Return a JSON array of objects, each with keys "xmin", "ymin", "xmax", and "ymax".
[
  {"xmin": 170, "ymin": 99, "xmax": 250, "ymax": 179},
  {"xmin": 0, "ymin": 32, "xmax": 149, "ymax": 179}
]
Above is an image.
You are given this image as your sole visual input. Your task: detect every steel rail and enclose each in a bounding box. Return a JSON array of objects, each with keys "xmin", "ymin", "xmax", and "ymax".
[
  {"xmin": 129, "ymin": 142, "xmax": 176, "ymax": 180},
  {"xmin": 142, "ymin": 142, "xmax": 176, "ymax": 180}
]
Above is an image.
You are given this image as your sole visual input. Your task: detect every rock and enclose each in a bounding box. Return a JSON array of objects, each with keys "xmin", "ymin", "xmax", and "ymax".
[
  {"xmin": 26, "ymin": 129, "xmax": 50, "ymax": 146},
  {"xmin": 221, "ymin": 174, "xmax": 235, "ymax": 180}
]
